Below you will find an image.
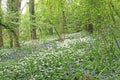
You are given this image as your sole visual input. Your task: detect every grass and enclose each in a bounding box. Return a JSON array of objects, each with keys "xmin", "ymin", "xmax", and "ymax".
[
  {"xmin": 0, "ymin": 32, "xmax": 120, "ymax": 80},
  {"xmin": 0, "ymin": 60, "xmax": 17, "ymax": 67}
]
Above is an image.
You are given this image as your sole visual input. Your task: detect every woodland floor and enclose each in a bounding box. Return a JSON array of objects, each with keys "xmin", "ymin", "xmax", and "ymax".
[
  {"xmin": 0, "ymin": 32, "xmax": 90, "ymax": 61},
  {"xmin": 0, "ymin": 32, "xmax": 119, "ymax": 80}
]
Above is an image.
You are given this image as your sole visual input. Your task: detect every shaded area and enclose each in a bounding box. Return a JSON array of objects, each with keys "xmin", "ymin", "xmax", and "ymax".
[{"xmin": 0, "ymin": 41, "xmax": 56, "ymax": 61}]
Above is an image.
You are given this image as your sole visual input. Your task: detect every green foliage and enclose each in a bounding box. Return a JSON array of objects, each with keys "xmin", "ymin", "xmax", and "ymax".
[
  {"xmin": 0, "ymin": 0, "xmax": 120, "ymax": 80},
  {"xmin": 0, "ymin": 32, "xmax": 120, "ymax": 79},
  {"xmin": 1, "ymin": 0, "xmax": 120, "ymax": 46}
]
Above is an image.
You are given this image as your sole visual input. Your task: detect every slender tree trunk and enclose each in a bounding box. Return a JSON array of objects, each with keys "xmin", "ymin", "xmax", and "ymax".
[
  {"xmin": 59, "ymin": 1, "xmax": 66, "ymax": 40},
  {"xmin": 0, "ymin": 0, "xmax": 3, "ymax": 47},
  {"xmin": 0, "ymin": 27, "xmax": 3, "ymax": 47},
  {"xmin": 29, "ymin": 0, "xmax": 37, "ymax": 39},
  {"xmin": 7, "ymin": 0, "xmax": 21, "ymax": 47},
  {"xmin": 9, "ymin": 32, "xmax": 13, "ymax": 47},
  {"xmin": 85, "ymin": 11, "xmax": 93, "ymax": 34},
  {"xmin": 13, "ymin": 27, "xmax": 20, "ymax": 47},
  {"xmin": 62, "ymin": 10, "xmax": 67, "ymax": 38}
]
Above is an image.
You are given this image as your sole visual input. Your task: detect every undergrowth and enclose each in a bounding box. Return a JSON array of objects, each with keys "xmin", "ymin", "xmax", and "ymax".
[{"xmin": 0, "ymin": 33, "xmax": 120, "ymax": 80}]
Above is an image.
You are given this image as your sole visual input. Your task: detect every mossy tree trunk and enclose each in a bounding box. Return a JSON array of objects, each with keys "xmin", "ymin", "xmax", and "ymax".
[
  {"xmin": 85, "ymin": 11, "xmax": 93, "ymax": 34},
  {"xmin": 29, "ymin": 0, "xmax": 37, "ymax": 39},
  {"xmin": 7, "ymin": 0, "xmax": 21, "ymax": 47},
  {"xmin": 0, "ymin": 0, "xmax": 3, "ymax": 47},
  {"xmin": 0, "ymin": 27, "xmax": 3, "ymax": 47}
]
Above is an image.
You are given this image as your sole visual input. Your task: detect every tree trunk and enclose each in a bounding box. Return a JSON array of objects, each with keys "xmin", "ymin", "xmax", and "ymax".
[
  {"xmin": 0, "ymin": 0, "xmax": 3, "ymax": 47},
  {"xmin": 49, "ymin": 27, "xmax": 54, "ymax": 35},
  {"xmin": 62, "ymin": 10, "xmax": 66, "ymax": 34},
  {"xmin": 85, "ymin": 23, "xmax": 93, "ymax": 33},
  {"xmin": 13, "ymin": 27, "xmax": 20, "ymax": 47},
  {"xmin": 7, "ymin": 0, "xmax": 21, "ymax": 47},
  {"xmin": 0, "ymin": 27, "xmax": 3, "ymax": 47},
  {"xmin": 9, "ymin": 32, "xmax": 13, "ymax": 47},
  {"xmin": 85, "ymin": 11, "xmax": 93, "ymax": 34},
  {"xmin": 29, "ymin": 0, "xmax": 37, "ymax": 39}
]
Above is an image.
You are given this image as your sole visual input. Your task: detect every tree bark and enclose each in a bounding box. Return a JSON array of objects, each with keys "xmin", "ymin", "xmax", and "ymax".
[
  {"xmin": 85, "ymin": 11, "xmax": 93, "ymax": 34},
  {"xmin": 0, "ymin": 0, "xmax": 3, "ymax": 47},
  {"xmin": 0, "ymin": 27, "xmax": 3, "ymax": 47},
  {"xmin": 29, "ymin": 0, "xmax": 37, "ymax": 39},
  {"xmin": 7, "ymin": 0, "xmax": 21, "ymax": 47}
]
